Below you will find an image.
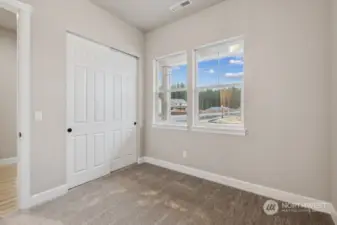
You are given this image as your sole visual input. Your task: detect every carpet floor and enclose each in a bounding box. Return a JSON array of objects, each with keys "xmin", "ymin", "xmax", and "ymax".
[{"xmin": 0, "ymin": 163, "xmax": 334, "ymax": 225}]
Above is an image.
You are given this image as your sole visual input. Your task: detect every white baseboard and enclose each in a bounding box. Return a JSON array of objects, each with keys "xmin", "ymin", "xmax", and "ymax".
[
  {"xmin": 30, "ymin": 184, "xmax": 68, "ymax": 208},
  {"xmin": 333, "ymin": 214, "xmax": 337, "ymax": 225},
  {"xmin": 332, "ymin": 208, "xmax": 337, "ymax": 225},
  {"xmin": 0, "ymin": 157, "xmax": 17, "ymax": 165},
  {"xmin": 140, "ymin": 157, "xmax": 335, "ymax": 216},
  {"xmin": 137, "ymin": 157, "xmax": 145, "ymax": 164}
]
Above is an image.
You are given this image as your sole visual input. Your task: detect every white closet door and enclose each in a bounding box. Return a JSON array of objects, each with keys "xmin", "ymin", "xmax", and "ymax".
[
  {"xmin": 66, "ymin": 34, "xmax": 137, "ymax": 188},
  {"xmin": 110, "ymin": 51, "xmax": 137, "ymax": 172}
]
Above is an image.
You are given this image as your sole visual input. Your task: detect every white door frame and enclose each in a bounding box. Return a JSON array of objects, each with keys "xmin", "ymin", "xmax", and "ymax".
[
  {"xmin": 65, "ymin": 32, "xmax": 141, "ymax": 188},
  {"xmin": 0, "ymin": 0, "xmax": 33, "ymax": 209}
]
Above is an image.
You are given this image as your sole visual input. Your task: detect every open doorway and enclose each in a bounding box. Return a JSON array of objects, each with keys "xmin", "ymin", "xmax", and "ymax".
[{"xmin": 0, "ymin": 7, "xmax": 17, "ymax": 217}]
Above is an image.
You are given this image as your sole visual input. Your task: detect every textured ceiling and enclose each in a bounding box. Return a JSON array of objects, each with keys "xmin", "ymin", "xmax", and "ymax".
[
  {"xmin": 0, "ymin": 8, "xmax": 16, "ymax": 31},
  {"xmin": 91, "ymin": 0, "xmax": 225, "ymax": 32}
]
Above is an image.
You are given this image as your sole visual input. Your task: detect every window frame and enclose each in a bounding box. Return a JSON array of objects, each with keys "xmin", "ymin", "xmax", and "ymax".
[
  {"xmin": 192, "ymin": 37, "xmax": 246, "ymax": 135},
  {"xmin": 152, "ymin": 37, "xmax": 247, "ymax": 136},
  {"xmin": 152, "ymin": 51, "xmax": 189, "ymax": 129}
]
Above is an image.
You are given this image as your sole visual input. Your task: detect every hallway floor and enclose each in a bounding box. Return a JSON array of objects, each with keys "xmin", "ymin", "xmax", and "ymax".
[
  {"xmin": 0, "ymin": 164, "xmax": 334, "ymax": 225},
  {"xmin": 0, "ymin": 164, "xmax": 17, "ymax": 218}
]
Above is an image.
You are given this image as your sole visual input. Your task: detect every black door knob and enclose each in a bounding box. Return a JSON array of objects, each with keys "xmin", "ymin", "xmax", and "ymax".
[
  {"xmin": 134, "ymin": 122, "xmax": 137, "ymax": 126},
  {"xmin": 67, "ymin": 128, "xmax": 72, "ymax": 133}
]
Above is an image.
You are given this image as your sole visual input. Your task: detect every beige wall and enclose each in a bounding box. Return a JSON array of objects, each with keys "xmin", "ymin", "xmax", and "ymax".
[
  {"xmin": 19, "ymin": 0, "xmax": 144, "ymax": 194},
  {"xmin": 145, "ymin": 0, "xmax": 331, "ymax": 200},
  {"xmin": 0, "ymin": 27, "xmax": 17, "ymax": 159},
  {"xmin": 14, "ymin": 0, "xmax": 333, "ymax": 202},
  {"xmin": 331, "ymin": 0, "xmax": 337, "ymax": 208}
]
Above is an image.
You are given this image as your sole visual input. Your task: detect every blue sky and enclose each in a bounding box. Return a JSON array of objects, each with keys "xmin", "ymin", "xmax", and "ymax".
[{"xmin": 169, "ymin": 55, "xmax": 244, "ymax": 88}]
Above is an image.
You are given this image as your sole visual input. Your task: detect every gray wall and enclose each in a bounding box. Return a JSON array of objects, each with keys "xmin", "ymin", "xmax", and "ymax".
[
  {"xmin": 145, "ymin": 0, "xmax": 331, "ymax": 200},
  {"xmin": 19, "ymin": 0, "xmax": 144, "ymax": 195},
  {"xmin": 0, "ymin": 27, "xmax": 16, "ymax": 159}
]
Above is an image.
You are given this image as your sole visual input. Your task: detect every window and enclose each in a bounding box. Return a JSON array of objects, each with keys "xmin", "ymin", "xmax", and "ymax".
[
  {"xmin": 154, "ymin": 52, "xmax": 188, "ymax": 126},
  {"xmin": 152, "ymin": 37, "xmax": 246, "ymax": 135},
  {"xmin": 194, "ymin": 38, "xmax": 244, "ymax": 129}
]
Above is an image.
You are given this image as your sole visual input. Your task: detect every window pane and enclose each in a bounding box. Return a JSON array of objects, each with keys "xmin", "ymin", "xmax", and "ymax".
[
  {"xmin": 156, "ymin": 53, "xmax": 187, "ymax": 92},
  {"xmin": 170, "ymin": 65, "xmax": 187, "ymax": 90},
  {"xmin": 196, "ymin": 38, "xmax": 244, "ymax": 126},
  {"xmin": 155, "ymin": 91, "xmax": 187, "ymax": 124},
  {"xmin": 196, "ymin": 40, "xmax": 244, "ymax": 88},
  {"xmin": 155, "ymin": 52, "xmax": 188, "ymax": 125},
  {"xmin": 170, "ymin": 91, "xmax": 187, "ymax": 123},
  {"xmin": 198, "ymin": 86, "xmax": 242, "ymax": 125},
  {"xmin": 157, "ymin": 69, "xmax": 163, "ymax": 91},
  {"xmin": 156, "ymin": 92, "xmax": 168, "ymax": 122},
  {"xmin": 197, "ymin": 56, "xmax": 243, "ymax": 87}
]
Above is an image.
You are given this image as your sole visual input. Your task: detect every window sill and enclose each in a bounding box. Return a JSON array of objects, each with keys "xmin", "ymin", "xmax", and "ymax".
[
  {"xmin": 191, "ymin": 125, "xmax": 247, "ymax": 136},
  {"xmin": 151, "ymin": 123, "xmax": 247, "ymax": 136},
  {"xmin": 152, "ymin": 123, "xmax": 188, "ymax": 131}
]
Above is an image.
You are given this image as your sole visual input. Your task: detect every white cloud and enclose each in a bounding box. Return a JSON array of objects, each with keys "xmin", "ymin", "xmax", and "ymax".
[
  {"xmin": 225, "ymin": 72, "xmax": 244, "ymax": 78},
  {"xmin": 229, "ymin": 59, "xmax": 244, "ymax": 65}
]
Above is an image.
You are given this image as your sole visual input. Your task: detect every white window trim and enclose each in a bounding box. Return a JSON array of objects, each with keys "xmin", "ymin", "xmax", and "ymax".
[
  {"xmin": 152, "ymin": 37, "xmax": 248, "ymax": 136},
  {"xmin": 192, "ymin": 125, "xmax": 247, "ymax": 136},
  {"xmin": 152, "ymin": 123, "xmax": 188, "ymax": 131},
  {"xmin": 191, "ymin": 36, "xmax": 247, "ymax": 136},
  {"xmin": 152, "ymin": 51, "xmax": 188, "ymax": 127}
]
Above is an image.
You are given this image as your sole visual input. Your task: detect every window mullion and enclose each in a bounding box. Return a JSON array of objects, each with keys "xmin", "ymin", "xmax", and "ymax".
[
  {"xmin": 196, "ymin": 83, "xmax": 242, "ymax": 91},
  {"xmin": 162, "ymin": 66, "xmax": 171, "ymax": 122},
  {"xmin": 168, "ymin": 88, "xmax": 187, "ymax": 93},
  {"xmin": 187, "ymin": 50, "xmax": 194, "ymax": 128}
]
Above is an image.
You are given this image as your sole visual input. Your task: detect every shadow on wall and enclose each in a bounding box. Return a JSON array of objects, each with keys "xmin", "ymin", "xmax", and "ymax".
[{"xmin": 0, "ymin": 8, "xmax": 17, "ymax": 160}]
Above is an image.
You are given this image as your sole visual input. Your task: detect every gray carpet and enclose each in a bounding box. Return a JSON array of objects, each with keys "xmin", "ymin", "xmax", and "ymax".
[{"xmin": 0, "ymin": 163, "xmax": 334, "ymax": 224}]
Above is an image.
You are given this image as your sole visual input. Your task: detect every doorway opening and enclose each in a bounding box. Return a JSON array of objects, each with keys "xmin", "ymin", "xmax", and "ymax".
[
  {"xmin": 0, "ymin": 0, "xmax": 33, "ymax": 213},
  {"xmin": 0, "ymin": 7, "xmax": 18, "ymax": 217}
]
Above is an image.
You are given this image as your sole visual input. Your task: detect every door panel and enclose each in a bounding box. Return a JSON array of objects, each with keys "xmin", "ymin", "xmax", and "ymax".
[
  {"xmin": 67, "ymin": 34, "xmax": 110, "ymax": 188},
  {"xmin": 113, "ymin": 76, "xmax": 122, "ymax": 120},
  {"xmin": 93, "ymin": 133, "xmax": 105, "ymax": 167},
  {"xmin": 110, "ymin": 130, "xmax": 124, "ymax": 171},
  {"xmin": 74, "ymin": 67, "xmax": 87, "ymax": 123},
  {"xmin": 94, "ymin": 71, "xmax": 105, "ymax": 122},
  {"xmin": 67, "ymin": 34, "xmax": 138, "ymax": 188},
  {"xmin": 123, "ymin": 129, "xmax": 130, "ymax": 155},
  {"xmin": 73, "ymin": 135, "xmax": 87, "ymax": 172},
  {"xmin": 111, "ymin": 51, "xmax": 137, "ymax": 170},
  {"xmin": 113, "ymin": 130, "xmax": 122, "ymax": 160}
]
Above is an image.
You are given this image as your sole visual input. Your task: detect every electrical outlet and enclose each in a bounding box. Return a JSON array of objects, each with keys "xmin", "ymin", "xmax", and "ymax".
[
  {"xmin": 183, "ymin": 150, "xmax": 187, "ymax": 158},
  {"xmin": 34, "ymin": 111, "xmax": 43, "ymax": 121}
]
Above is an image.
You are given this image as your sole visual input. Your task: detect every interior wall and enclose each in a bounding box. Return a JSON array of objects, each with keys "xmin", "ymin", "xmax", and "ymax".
[
  {"xmin": 18, "ymin": 0, "xmax": 144, "ymax": 195},
  {"xmin": 331, "ymin": 0, "xmax": 337, "ymax": 208},
  {"xmin": 145, "ymin": 0, "xmax": 331, "ymax": 200},
  {"xmin": 0, "ymin": 27, "xmax": 17, "ymax": 159}
]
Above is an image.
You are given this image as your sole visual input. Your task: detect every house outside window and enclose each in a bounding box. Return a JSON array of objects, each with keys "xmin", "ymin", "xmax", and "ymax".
[{"xmin": 153, "ymin": 52, "xmax": 188, "ymax": 126}]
